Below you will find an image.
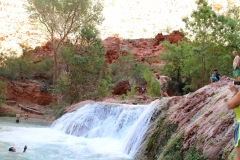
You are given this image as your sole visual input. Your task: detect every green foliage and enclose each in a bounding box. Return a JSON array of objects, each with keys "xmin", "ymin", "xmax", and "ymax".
[
  {"xmin": 108, "ymin": 52, "xmax": 153, "ymax": 96},
  {"xmin": 97, "ymin": 78, "xmax": 112, "ymax": 98},
  {"xmin": 228, "ymin": 151, "xmax": 235, "ymax": 160},
  {"xmin": 183, "ymin": 0, "xmax": 240, "ymax": 74},
  {"xmin": 55, "ymin": 25, "xmax": 111, "ymax": 104},
  {"xmin": 0, "ymin": 80, "xmax": 6, "ymax": 107},
  {"xmin": 0, "ymin": 111, "xmax": 16, "ymax": 117},
  {"xmin": 127, "ymin": 83, "xmax": 137, "ymax": 98},
  {"xmin": 159, "ymin": 41, "xmax": 194, "ymax": 94},
  {"xmin": 26, "ymin": 0, "xmax": 104, "ymax": 83},
  {"xmin": 184, "ymin": 144, "xmax": 209, "ymax": 160},
  {"xmin": 120, "ymin": 94, "xmax": 126, "ymax": 100},
  {"xmin": 146, "ymin": 116, "xmax": 178, "ymax": 159},
  {"xmin": 34, "ymin": 58, "xmax": 54, "ymax": 83},
  {"xmin": 0, "ymin": 56, "xmax": 34, "ymax": 80},
  {"xmin": 143, "ymin": 70, "xmax": 160, "ymax": 97},
  {"xmin": 159, "ymin": 0, "xmax": 240, "ymax": 94},
  {"xmin": 159, "ymin": 133, "xmax": 184, "ymax": 160},
  {"xmin": 145, "ymin": 108, "xmax": 209, "ymax": 160}
]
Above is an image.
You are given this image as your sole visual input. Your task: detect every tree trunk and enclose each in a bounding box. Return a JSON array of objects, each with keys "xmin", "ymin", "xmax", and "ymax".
[
  {"xmin": 52, "ymin": 34, "xmax": 57, "ymax": 86},
  {"xmin": 53, "ymin": 50, "xmax": 58, "ymax": 85}
]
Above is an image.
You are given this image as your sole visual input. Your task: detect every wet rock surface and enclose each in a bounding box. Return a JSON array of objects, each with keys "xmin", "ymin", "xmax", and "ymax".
[{"xmin": 135, "ymin": 76, "xmax": 236, "ymax": 159}]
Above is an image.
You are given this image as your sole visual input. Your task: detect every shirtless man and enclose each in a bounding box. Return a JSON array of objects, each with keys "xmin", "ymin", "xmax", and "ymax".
[
  {"xmin": 155, "ymin": 74, "xmax": 171, "ymax": 97},
  {"xmin": 24, "ymin": 114, "xmax": 28, "ymax": 120},
  {"xmin": 232, "ymin": 51, "xmax": 240, "ymax": 81},
  {"xmin": 16, "ymin": 114, "xmax": 20, "ymax": 123}
]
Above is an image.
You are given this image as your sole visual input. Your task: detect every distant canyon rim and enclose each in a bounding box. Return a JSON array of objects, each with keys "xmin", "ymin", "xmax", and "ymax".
[{"xmin": 0, "ymin": 0, "xmax": 239, "ymax": 54}]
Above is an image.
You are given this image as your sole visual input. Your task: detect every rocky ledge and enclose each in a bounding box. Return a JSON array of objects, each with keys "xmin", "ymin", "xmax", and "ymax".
[{"xmin": 135, "ymin": 76, "xmax": 235, "ymax": 160}]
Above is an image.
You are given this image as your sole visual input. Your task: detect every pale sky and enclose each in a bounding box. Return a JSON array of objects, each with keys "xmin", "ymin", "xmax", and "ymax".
[{"xmin": 0, "ymin": 0, "xmax": 238, "ymax": 54}]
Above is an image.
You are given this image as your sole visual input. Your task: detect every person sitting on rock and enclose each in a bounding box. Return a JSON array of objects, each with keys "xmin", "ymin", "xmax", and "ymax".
[
  {"xmin": 9, "ymin": 145, "xmax": 27, "ymax": 153},
  {"xmin": 210, "ymin": 68, "xmax": 221, "ymax": 83}
]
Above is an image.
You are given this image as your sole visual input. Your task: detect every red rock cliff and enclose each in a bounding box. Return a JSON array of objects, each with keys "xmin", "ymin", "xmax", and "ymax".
[{"xmin": 4, "ymin": 79, "xmax": 54, "ymax": 106}]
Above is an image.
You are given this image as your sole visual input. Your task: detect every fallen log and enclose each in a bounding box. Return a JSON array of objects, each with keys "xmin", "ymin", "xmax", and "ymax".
[{"xmin": 18, "ymin": 104, "xmax": 43, "ymax": 115}]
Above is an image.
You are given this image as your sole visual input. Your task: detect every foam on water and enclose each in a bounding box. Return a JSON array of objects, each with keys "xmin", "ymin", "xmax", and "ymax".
[{"xmin": 0, "ymin": 100, "xmax": 160, "ymax": 159}]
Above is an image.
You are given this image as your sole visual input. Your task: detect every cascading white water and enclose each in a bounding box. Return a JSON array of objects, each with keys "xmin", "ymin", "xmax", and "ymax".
[
  {"xmin": 52, "ymin": 100, "xmax": 160, "ymax": 157},
  {"xmin": 122, "ymin": 100, "xmax": 160, "ymax": 156},
  {"xmin": 0, "ymin": 100, "xmax": 160, "ymax": 160}
]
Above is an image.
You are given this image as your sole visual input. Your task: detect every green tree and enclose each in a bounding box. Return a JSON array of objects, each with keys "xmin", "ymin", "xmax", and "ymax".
[
  {"xmin": 182, "ymin": 0, "xmax": 219, "ymax": 85},
  {"xmin": 26, "ymin": 0, "xmax": 104, "ymax": 84},
  {"xmin": 55, "ymin": 25, "xmax": 110, "ymax": 104},
  {"xmin": 0, "ymin": 56, "xmax": 34, "ymax": 80},
  {"xmin": 181, "ymin": 0, "xmax": 240, "ymax": 88},
  {"xmin": 108, "ymin": 51, "xmax": 148, "ymax": 85},
  {"xmin": 159, "ymin": 41, "xmax": 194, "ymax": 94}
]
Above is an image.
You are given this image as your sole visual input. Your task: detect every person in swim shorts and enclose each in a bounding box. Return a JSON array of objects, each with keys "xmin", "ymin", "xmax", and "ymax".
[
  {"xmin": 155, "ymin": 74, "xmax": 171, "ymax": 97},
  {"xmin": 16, "ymin": 114, "xmax": 20, "ymax": 123},
  {"xmin": 232, "ymin": 51, "xmax": 240, "ymax": 81},
  {"xmin": 228, "ymin": 84, "xmax": 240, "ymax": 160}
]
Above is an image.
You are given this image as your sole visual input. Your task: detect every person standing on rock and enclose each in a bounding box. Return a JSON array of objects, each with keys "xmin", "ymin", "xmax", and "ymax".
[
  {"xmin": 154, "ymin": 74, "xmax": 171, "ymax": 97},
  {"xmin": 228, "ymin": 84, "xmax": 240, "ymax": 160},
  {"xmin": 232, "ymin": 51, "xmax": 240, "ymax": 81}
]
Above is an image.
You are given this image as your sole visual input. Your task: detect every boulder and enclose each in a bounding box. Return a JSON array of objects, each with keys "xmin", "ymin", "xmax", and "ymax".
[{"xmin": 112, "ymin": 80, "xmax": 131, "ymax": 95}]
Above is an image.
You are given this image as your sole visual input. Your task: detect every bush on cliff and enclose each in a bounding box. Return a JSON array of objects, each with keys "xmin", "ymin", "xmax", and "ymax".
[{"xmin": 0, "ymin": 55, "xmax": 34, "ymax": 80}]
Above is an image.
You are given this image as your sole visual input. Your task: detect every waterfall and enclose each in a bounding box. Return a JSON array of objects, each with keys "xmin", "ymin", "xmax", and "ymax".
[
  {"xmin": 51, "ymin": 100, "xmax": 160, "ymax": 157},
  {"xmin": 122, "ymin": 100, "xmax": 160, "ymax": 156}
]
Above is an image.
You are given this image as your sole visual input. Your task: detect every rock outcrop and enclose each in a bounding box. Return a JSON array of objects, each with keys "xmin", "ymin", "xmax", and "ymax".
[
  {"xmin": 135, "ymin": 76, "xmax": 236, "ymax": 160},
  {"xmin": 102, "ymin": 30, "xmax": 184, "ymax": 67},
  {"xmin": 33, "ymin": 41, "xmax": 53, "ymax": 58},
  {"xmin": 4, "ymin": 79, "xmax": 54, "ymax": 105},
  {"xmin": 102, "ymin": 37, "xmax": 121, "ymax": 64}
]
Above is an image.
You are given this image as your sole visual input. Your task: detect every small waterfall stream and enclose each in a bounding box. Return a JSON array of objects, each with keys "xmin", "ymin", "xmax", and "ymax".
[{"xmin": 51, "ymin": 100, "xmax": 160, "ymax": 157}]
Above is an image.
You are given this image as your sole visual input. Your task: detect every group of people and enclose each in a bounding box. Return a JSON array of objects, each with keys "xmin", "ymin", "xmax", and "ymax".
[
  {"xmin": 153, "ymin": 50, "xmax": 240, "ymax": 97},
  {"xmin": 9, "ymin": 114, "xmax": 29, "ymax": 153},
  {"xmin": 153, "ymin": 50, "xmax": 240, "ymax": 160},
  {"xmin": 16, "ymin": 113, "xmax": 28, "ymax": 123},
  {"xmin": 210, "ymin": 50, "xmax": 240, "ymax": 84}
]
